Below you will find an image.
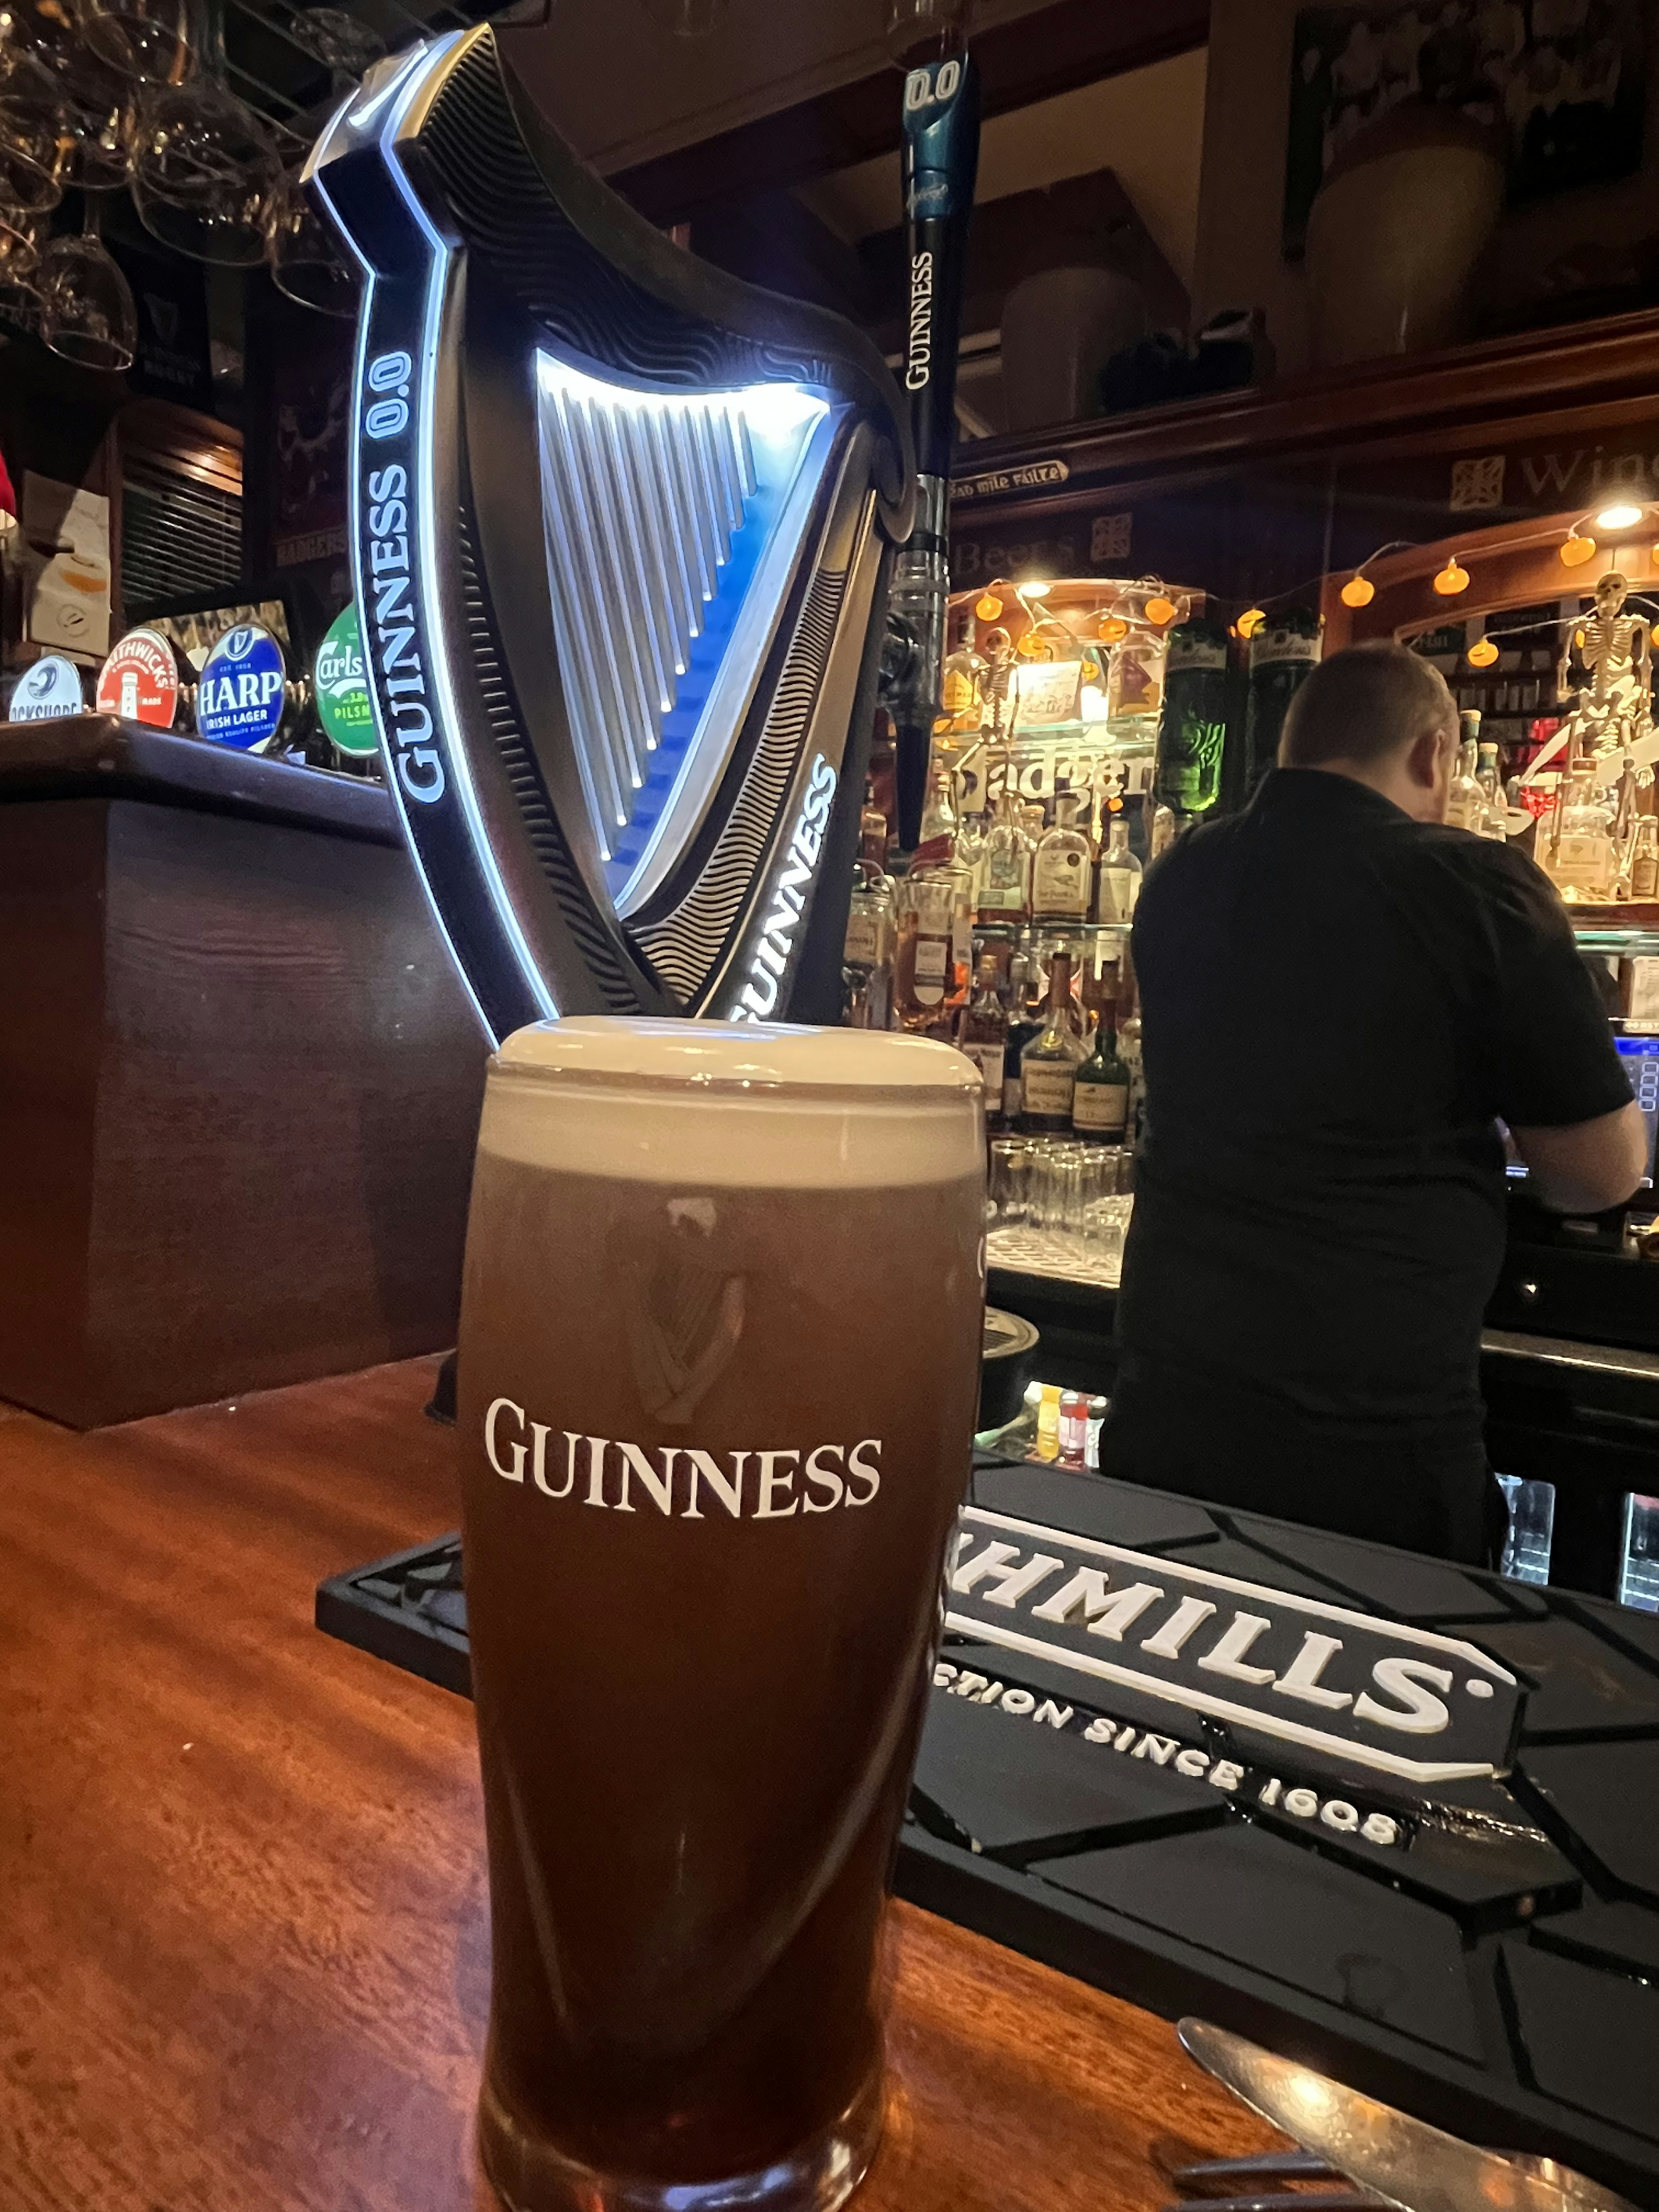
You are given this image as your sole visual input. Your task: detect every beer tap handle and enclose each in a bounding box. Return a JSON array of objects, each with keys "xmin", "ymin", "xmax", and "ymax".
[{"xmin": 884, "ymin": 0, "xmax": 979, "ymax": 848}]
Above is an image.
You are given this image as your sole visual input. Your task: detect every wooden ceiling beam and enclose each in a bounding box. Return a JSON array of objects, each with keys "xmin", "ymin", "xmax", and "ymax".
[{"xmin": 609, "ymin": 0, "xmax": 1211, "ymax": 225}]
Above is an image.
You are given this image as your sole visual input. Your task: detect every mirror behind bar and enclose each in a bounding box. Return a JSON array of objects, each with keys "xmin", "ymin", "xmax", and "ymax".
[{"xmin": 307, "ymin": 26, "xmax": 917, "ymax": 1042}]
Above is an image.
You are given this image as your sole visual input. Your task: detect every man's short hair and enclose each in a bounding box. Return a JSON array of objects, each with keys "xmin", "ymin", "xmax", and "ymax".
[{"xmin": 1280, "ymin": 642, "xmax": 1456, "ymax": 769}]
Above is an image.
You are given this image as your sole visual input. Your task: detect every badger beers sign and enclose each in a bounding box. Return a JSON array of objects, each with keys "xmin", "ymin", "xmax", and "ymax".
[{"xmin": 947, "ymin": 1507, "xmax": 1519, "ymax": 1784}]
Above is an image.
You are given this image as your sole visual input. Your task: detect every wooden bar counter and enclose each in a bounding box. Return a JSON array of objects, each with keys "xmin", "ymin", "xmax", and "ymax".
[{"xmin": 0, "ymin": 1358, "xmax": 1277, "ymax": 2212}]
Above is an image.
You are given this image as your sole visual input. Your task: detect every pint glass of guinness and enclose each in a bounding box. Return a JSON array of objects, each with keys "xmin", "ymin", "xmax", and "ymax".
[{"xmin": 459, "ymin": 1019, "xmax": 985, "ymax": 2212}]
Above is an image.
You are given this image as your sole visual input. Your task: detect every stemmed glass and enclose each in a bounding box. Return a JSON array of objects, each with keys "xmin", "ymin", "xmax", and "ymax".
[
  {"xmin": 36, "ymin": 190, "xmax": 135, "ymax": 366},
  {"xmin": 0, "ymin": 45, "xmax": 69, "ymax": 213},
  {"xmin": 264, "ymin": 4, "xmax": 379, "ymax": 315},
  {"xmin": 68, "ymin": 0, "xmax": 194, "ymax": 89},
  {"xmin": 128, "ymin": 0, "xmax": 280, "ymax": 264}
]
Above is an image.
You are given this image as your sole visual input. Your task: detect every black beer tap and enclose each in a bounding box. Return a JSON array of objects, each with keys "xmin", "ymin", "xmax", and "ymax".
[{"xmin": 882, "ymin": 0, "xmax": 979, "ymax": 849}]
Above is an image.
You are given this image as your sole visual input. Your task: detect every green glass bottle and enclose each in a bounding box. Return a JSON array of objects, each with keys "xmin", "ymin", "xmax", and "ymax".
[
  {"xmin": 1071, "ymin": 1018, "xmax": 1130, "ymax": 1144},
  {"xmin": 1155, "ymin": 617, "xmax": 1230, "ymax": 818},
  {"xmin": 1243, "ymin": 607, "xmax": 1322, "ymax": 795}
]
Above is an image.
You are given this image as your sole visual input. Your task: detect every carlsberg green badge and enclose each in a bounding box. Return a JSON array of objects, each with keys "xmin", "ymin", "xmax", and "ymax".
[{"xmin": 314, "ymin": 604, "xmax": 376, "ymax": 757}]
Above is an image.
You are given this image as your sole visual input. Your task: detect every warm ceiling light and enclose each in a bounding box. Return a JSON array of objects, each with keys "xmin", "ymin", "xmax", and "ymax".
[
  {"xmin": 1144, "ymin": 594, "xmax": 1177, "ymax": 626},
  {"xmin": 1595, "ymin": 503, "xmax": 1644, "ymax": 531},
  {"xmin": 1560, "ymin": 532, "xmax": 1598, "ymax": 567},
  {"xmin": 1096, "ymin": 615, "xmax": 1128, "ymax": 643},
  {"xmin": 1234, "ymin": 607, "xmax": 1266, "ymax": 640},
  {"xmin": 1432, "ymin": 556, "xmax": 1470, "ymax": 596},
  {"xmin": 1340, "ymin": 574, "xmax": 1375, "ymax": 608},
  {"xmin": 974, "ymin": 593, "xmax": 1003, "ymax": 621},
  {"xmin": 1467, "ymin": 636, "xmax": 1499, "ymax": 667},
  {"xmin": 1020, "ymin": 578, "xmax": 1052, "ymax": 596}
]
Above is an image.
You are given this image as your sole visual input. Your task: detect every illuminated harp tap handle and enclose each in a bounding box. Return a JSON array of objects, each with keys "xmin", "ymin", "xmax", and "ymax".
[{"xmin": 884, "ymin": 1, "xmax": 979, "ymax": 848}]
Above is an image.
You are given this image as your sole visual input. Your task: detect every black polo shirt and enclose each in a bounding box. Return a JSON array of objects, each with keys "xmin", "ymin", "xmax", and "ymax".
[{"xmin": 1105, "ymin": 768, "xmax": 1633, "ymax": 1557}]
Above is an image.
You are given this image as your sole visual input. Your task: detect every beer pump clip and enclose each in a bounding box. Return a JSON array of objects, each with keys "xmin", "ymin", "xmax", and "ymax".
[{"xmin": 880, "ymin": 0, "xmax": 980, "ymax": 850}]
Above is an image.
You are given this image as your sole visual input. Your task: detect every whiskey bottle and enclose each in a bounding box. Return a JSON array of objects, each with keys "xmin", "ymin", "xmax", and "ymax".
[
  {"xmin": 1032, "ymin": 791, "xmax": 1091, "ymax": 924},
  {"xmin": 1020, "ymin": 950, "xmax": 1087, "ymax": 1132},
  {"xmin": 975, "ymin": 777, "xmax": 1035, "ymax": 926},
  {"xmin": 918, "ymin": 760, "xmax": 960, "ymax": 848},
  {"xmin": 957, "ymin": 953, "xmax": 1009, "ymax": 1131},
  {"xmin": 895, "ymin": 873, "xmax": 958, "ymax": 1034},
  {"xmin": 1096, "ymin": 814, "xmax": 1143, "ymax": 923},
  {"xmin": 1071, "ymin": 1018, "xmax": 1130, "ymax": 1143},
  {"xmin": 1156, "ymin": 617, "xmax": 1230, "ymax": 817},
  {"xmin": 1243, "ymin": 607, "xmax": 1322, "ymax": 795}
]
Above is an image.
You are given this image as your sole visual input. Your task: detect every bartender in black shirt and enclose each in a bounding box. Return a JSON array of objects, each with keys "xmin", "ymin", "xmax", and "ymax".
[{"xmin": 1103, "ymin": 642, "xmax": 1647, "ymax": 1563}]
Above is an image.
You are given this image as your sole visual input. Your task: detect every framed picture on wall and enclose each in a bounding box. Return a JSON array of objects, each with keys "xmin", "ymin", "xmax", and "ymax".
[{"xmin": 1283, "ymin": 0, "xmax": 1649, "ymax": 256}]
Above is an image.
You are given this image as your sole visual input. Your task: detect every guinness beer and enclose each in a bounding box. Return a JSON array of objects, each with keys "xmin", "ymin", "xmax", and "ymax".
[{"xmin": 459, "ymin": 1019, "xmax": 985, "ymax": 2212}]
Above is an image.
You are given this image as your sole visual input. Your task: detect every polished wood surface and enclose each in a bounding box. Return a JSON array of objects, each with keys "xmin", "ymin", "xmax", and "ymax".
[
  {"xmin": 0, "ymin": 1358, "xmax": 1280, "ymax": 2212},
  {"xmin": 0, "ymin": 795, "xmax": 486, "ymax": 1427}
]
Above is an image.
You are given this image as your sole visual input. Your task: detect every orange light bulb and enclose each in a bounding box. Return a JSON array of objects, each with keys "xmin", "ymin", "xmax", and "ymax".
[
  {"xmin": 1467, "ymin": 637, "xmax": 1499, "ymax": 668},
  {"xmin": 1560, "ymin": 533, "xmax": 1597, "ymax": 568},
  {"xmin": 1235, "ymin": 607, "xmax": 1266, "ymax": 641},
  {"xmin": 1144, "ymin": 594, "xmax": 1177, "ymax": 626},
  {"xmin": 1432, "ymin": 557, "xmax": 1470, "ymax": 596},
  {"xmin": 1096, "ymin": 615, "xmax": 1128, "ymax": 643},
  {"xmin": 1339, "ymin": 574, "xmax": 1375, "ymax": 608},
  {"xmin": 975, "ymin": 594, "xmax": 1003, "ymax": 620}
]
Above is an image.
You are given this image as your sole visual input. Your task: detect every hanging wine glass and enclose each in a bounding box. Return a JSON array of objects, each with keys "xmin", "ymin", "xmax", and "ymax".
[
  {"xmin": 67, "ymin": 0, "xmax": 194, "ymax": 88},
  {"xmin": 0, "ymin": 0, "xmax": 137, "ymax": 190},
  {"xmin": 37, "ymin": 192, "xmax": 136, "ymax": 368},
  {"xmin": 129, "ymin": 0, "xmax": 281, "ymax": 264},
  {"xmin": 264, "ymin": 5, "xmax": 381, "ymax": 315},
  {"xmin": 0, "ymin": 46, "xmax": 68, "ymax": 213}
]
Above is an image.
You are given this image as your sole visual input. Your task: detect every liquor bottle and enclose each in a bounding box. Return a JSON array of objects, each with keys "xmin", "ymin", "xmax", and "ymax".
[
  {"xmin": 1032, "ymin": 791, "xmax": 1091, "ymax": 924},
  {"xmin": 1446, "ymin": 710, "xmax": 1481, "ymax": 829},
  {"xmin": 1243, "ymin": 607, "xmax": 1322, "ymax": 794},
  {"xmin": 1071, "ymin": 1017, "xmax": 1130, "ymax": 1144},
  {"xmin": 941, "ymin": 638, "xmax": 987, "ymax": 734},
  {"xmin": 842, "ymin": 844, "xmax": 896, "ymax": 1027},
  {"xmin": 1155, "ymin": 617, "xmax": 1230, "ymax": 817},
  {"xmin": 1632, "ymin": 817, "xmax": 1659, "ymax": 898},
  {"xmin": 1149, "ymin": 802, "xmax": 1177, "ymax": 859},
  {"xmin": 1096, "ymin": 815, "xmax": 1143, "ymax": 923},
  {"xmin": 1471, "ymin": 740, "xmax": 1507, "ymax": 841},
  {"xmin": 859, "ymin": 790, "xmax": 891, "ymax": 868},
  {"xmin": 975, "ymin": 777, "xmax": 1035, "ymax": 926},
  {"xmin": 1020, "ymin": 950, "xmax": 1087, "ymax": 1132},
  {"xmin": 894, "ymin": 872, "xmax": 958, "ymax": 1034},
  {"xmin": 957, "ymin": 952, "xmax": 1009, "ymax": 1131},
  {"xmin": 1545, "ymin": 772, "xmax": 1617, "ymax": 900},
  {"xmin": 1002, "ymin": 951, "xmax": 1035, "ymax": 1125},
  {"xmin": 918, "ymin": 760, "xmax": 960, "ymax": 847}
]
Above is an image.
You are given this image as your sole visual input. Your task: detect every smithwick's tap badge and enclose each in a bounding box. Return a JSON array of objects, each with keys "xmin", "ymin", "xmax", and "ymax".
[
  {"xmin": 7, "ymin": 653, "xmax": 84, "ymax": 722},
  {"xmin": 96, "ymin": 626, "xmax": 181, "ymax": 728},
  {"xmin": 945, "ymin": 1508, "xmax": 1518, "ymax": 1786},
  {"xmin": 196, "ymin": 622, "xmax": 286, "ymax": 751},
  {"xmin": 312, "ymin": 603, "xmax": 376, "ymax": 759}
]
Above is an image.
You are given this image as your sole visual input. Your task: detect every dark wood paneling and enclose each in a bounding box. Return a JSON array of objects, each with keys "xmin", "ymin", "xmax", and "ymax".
[
  {"xmin": 0, "ymin": 796, "xmax": 488, "ymax": 1427},
  {"xmin": 598, "ymin": 0, "xmax": 1211, "ymax": 224},
  {"xmin": 0, "ymin": 1354, "xmax": 1281, "ymax": 2211}
]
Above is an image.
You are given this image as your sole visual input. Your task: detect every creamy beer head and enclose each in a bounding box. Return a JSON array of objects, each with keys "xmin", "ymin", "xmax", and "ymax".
[{"xmin": 482, "ymin": 1017, "xmax": 985, "ymax": 1187}]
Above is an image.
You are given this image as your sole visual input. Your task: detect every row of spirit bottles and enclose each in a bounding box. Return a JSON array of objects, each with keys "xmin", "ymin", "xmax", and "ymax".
[
  {"xmin": 957, "ymin": 947, "xmax": 1138, "ymax": 1144},
  {"xmin": 923, "ymin": 766, "xmax": 1150, "ymax": 928}
]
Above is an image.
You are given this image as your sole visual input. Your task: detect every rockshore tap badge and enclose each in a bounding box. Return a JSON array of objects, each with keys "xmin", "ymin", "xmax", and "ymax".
[
  {"xmin": 96, "ymin": 626, "xmax": 181, "ymax": 728},
  {"xmin": 7, "ymin": 654, "xmax": 84, "ymax": 721},
  {"xmin": 312, "ymin": 603, "xmax": 376, "ymax": 758},
  {"xmin": 196, "ymin": 622, "xmax": 286, "ymax": 750},
  {"xmin": 944, "ymin": 1507, "xmax": 1520, "ymax": 1785}
]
